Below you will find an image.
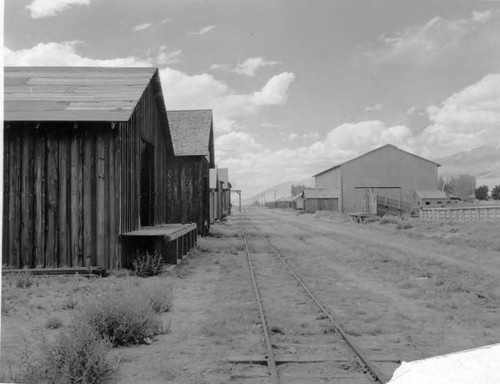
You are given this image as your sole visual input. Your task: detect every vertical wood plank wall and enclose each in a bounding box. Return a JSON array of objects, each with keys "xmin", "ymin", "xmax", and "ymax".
[
  {"xmin": 166, "ymin": 157, "xmax": 210, "ymax": 235},
  {"xmin": 2, "ymin": 123, "xmax": 118, "ymax": 268}
]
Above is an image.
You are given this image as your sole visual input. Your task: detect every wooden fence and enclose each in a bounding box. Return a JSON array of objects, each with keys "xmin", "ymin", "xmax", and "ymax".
[
  {"xmin": 376, "ymin": 196, "xmax": 412, "ymax": 216},
  {"xmin": 420, "ymin": 205, "xmax": 500, "ymax": 222}
]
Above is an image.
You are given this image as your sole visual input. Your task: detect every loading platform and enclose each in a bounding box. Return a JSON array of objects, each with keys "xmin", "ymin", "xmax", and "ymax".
[{"xmin": 120, "ymin": 223, "xmax": 197, "ymax": 267}]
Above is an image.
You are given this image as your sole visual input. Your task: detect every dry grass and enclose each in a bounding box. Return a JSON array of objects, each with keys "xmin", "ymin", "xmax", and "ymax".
[{"xmin": 1, "ymin": 274, "xmax": 174, "ymax": 383}]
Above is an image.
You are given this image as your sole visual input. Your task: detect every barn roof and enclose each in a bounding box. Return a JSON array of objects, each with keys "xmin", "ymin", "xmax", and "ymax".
[
  {"xmin": 302, "ymin": 189, "xmax": 340, "ymax": 199},
  {"xmin": 415, "ymin": 190, "xmax": 447, "ymax": 199},
  {"xmin": 4, "ymin": 66, "xmax": 164, "ymax": 122},
  {"xmin": 167, "ymin": 110, "xmax": 213, "ymax": 158},
  {"xmin": 313, "ymin": 144, "xmax": 441, "ymax": 177}
]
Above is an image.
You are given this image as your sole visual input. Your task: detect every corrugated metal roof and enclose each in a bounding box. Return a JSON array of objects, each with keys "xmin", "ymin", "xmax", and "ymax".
[
  {"xmin": 4, "ymin": 67, "xmax": 159, "ymax": 122},
  {"xmin": 167, "ymin": 110, "xmax": 213, "ymax": 157},
  {"xmin": 302, "ymin": 189, "xmax": 340, "ymax": 199},
  {"xmin": 415, "ymin": 190, "xmax": 447, "ymax": 199},
  {"xmin": 218, "ymin": 168, "xmax": 229, "ymax": 190},
  {"xmin": 313, "ymin": 144, "xmax": 441, "ymax": 177}
]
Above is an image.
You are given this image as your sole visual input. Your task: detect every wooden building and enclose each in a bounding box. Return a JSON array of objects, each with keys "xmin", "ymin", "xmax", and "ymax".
[
  {"xmin": 313, "ymin": 144, "xmax": 441, "ymax": 213},
  {"xmin": 166, "ymin": 110, "xmax": 215, "ymax": 235},
  {"xmin": 301, "ymin": 189, "xmax": 340, "ymax": 213},
  {"xmin": 208, "ymin": 167, "xmax": 231, "ymax": 222},
  {"xmin": 218, "ymin": 168, "xmax": 231, "ymax": 218},
  {"xmin": 209, "ymin": 168, "xmax": 221, "ymax": 224},
  {"xmin": 2, "ymin": 66, "xmax": 194, "ymax": 269},
  {"xmin": 414, "ymin": 190, "xmax": 447, "ymax": 208}
]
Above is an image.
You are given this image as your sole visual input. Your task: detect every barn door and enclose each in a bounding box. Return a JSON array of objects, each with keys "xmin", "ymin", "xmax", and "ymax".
[{"xmin": 140, "ymin": 140, "xmax": 155, "ymax": 226}]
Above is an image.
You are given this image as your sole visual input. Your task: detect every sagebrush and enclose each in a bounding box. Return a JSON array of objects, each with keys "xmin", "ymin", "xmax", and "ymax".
[
  {"xmin": 13, "ymin": 322, "xmax": 114, "ymax": 384},
  {"xmin": 78, "ymin": 280, "xmax": 169, "ymax": 346},
  {"xmin": 133, "ymin": 249, "xmax": 164, "ymax": 277}
]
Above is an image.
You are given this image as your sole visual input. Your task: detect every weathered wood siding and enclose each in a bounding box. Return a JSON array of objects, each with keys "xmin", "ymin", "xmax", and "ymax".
[
  {"xmin": 3, "ymin": 122, "xmax": 118, "ymax": 268},
  {"xmin": 2, "ymin": 80, "xmax": 173, "ymax": 269},
  {"xmin": 166, "ymin": 157, "xmax": 210, "ymax": 235},
  {"xmin": 304, "ymin": 198, "xmax": 339, "ymax": 213}
]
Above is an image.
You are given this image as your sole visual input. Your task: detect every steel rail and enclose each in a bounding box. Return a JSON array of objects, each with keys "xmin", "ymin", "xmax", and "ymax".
[
  {"xmin": 241, "ymin": 224, "xmax": 280, "ymax": 384},
  {"xmin": 245, "ymin": 215, "xmax": 387, "ymax": 384}
]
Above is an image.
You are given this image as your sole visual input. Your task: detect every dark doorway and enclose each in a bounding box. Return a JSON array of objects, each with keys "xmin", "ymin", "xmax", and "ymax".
[{"xmin": 140, "ymin": 140, "xmax": 155, "ymax": 226}]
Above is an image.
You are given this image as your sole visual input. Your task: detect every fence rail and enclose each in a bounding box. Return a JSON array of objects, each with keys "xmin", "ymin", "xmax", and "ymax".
[
  {"xmin": 376, "ymin": 196, "xmax": 412, "ymax": 216},
  {"xmin": 420, "ymin": 205, "xmax": 500, "ymax": 222}
]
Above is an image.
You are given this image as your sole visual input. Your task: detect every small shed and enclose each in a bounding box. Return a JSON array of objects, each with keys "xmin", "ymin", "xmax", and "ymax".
[
  {"xmin": 415, "ymin": 190, "xmax": 447, "ymax": 207},
  {"xmin": 166, "ymin": 110, "xmax": 215, "ymax": 235},
  {"xmin": 2, "ymin": 66, "xmax": 192, "ymax": 269},
  {"xmin": 301, "ymin": 189, "xmax": 340, "ymax": 213}
]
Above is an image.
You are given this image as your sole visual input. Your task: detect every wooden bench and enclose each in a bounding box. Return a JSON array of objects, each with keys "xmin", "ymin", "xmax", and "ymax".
[{"xmin": 120, "ymin": 223, "xmax": 197, "ymax": 267}]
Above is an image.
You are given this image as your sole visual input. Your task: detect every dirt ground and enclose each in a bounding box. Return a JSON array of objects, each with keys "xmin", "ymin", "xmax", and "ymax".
[{"xmin": 1, "ymin": 207, "xmax": 499, "ymax": 383}]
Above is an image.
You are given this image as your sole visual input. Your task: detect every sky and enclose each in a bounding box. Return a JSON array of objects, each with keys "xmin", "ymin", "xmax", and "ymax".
[{"xmin": 3, "ymin": 0, "xmax": 500, "ymax": 198}]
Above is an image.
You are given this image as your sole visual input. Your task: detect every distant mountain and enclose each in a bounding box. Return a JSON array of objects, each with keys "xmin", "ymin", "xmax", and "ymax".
[
  {"xmin": 242, "ymin": 178, "xmax": 314, "ymax": 204},
  {"xmin": 436, "ymin": 142, "xmax": 500, "ymax": 188}
]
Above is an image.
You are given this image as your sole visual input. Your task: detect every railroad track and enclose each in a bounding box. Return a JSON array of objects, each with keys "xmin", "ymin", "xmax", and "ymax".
[{"xmin": 233, "ymin": 213, "xmax": 390, "ymax": 384}]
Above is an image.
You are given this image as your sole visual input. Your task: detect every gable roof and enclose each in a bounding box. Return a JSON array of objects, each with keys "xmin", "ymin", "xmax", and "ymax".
[
  {"xmin": 4, "ymin": 66, "xmax": 164, "ymax": 122},
  {"xmin": 167, "ymin": 110, "xmax": 213, "ymax": 159},
  {"xmin": 415, "ymin": 190, "xmax": 447, "ymax": 199},
  {"xmin": 313, "ymin": 144, "xmax": 441, "ymax": 177},
  {"xmin": 302, "ymin": 189, "xmax": 340, "ymax": 199}
]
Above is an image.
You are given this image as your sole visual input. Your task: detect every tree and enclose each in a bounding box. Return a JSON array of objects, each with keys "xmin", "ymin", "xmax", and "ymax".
[
  {"xmin": 492, "ymin": 185, "xmax": 500, "ymax": 200},
  {"xmin": 446, "ymin": 174, "xmax": 476, "ymax": 200},
  {"xmin": 474, "ymin": 185, "xmax": 489, "ymax": 200},
  {"xmin": 438, "ymin": 176, "xmax": 445, "ymax": 191}
]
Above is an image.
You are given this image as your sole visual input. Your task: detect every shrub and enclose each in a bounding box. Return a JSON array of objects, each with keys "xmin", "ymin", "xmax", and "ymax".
[
  {"xmin": 61, "ymin": 296, "xmax": 78, "ymax": 310},
  {"xmin": 133, "ymin": 249, "xmax": 164, "ymax": 277},
  {"xmin": 45, "ymin": 316, "xmax": 63, "ymax": 329},
  {"xmin": 13, "ymin": 270, "xmax": 35, "ymax": 289},
  {"xmin": 14, "ymin": 322, "xmax": 114, "ymax": 384},
  {"xmin": 78, "ymin": 285, "xmax": 164, "ymax": 346},
  {"xmin": 380, "ymin": 216, "xmax": 399, "ymax": 225},
  {"xmin": 139, "ymin": 279, "xmax": 173, "ymax": 313},
  {"xmin": 396, "ymin": 222, "xmax": 413, "ymax": 230}
]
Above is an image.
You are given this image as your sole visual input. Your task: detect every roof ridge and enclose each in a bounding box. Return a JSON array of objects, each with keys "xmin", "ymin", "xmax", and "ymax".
[{"xmin": 168, "ymin": 109, "xmax": 213, "ymax": 112}]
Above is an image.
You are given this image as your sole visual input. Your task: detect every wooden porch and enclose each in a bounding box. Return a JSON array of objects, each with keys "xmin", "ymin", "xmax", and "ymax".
[{"xmin": 120, "ymin": 223, "xmax": 197, "ymax": 268}]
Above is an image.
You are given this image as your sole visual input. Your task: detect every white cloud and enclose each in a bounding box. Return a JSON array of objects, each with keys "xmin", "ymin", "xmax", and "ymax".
[
  {"xmin": 26, "ymin": 0, "xmax": 90, "ymax": 19},
  {"xmin": 261, "ymin": 122, "xmax": 280, "ymax": 128},
  {"xmin": 4, "ymin": 41, "xmax": 150, "ymax": 66},
  {"xmin": 368, "ymin": 10, "xmax": 495, "ymax": 65},
  {"xmin": 416, "ymin": 73, "xmax": 500, "ymax": 156},
  {"xmin": 155, "ymin": 45, "xmax": 182, "ymax": 65},
  {"xmin": 365, "ymin": 103, "xmax": 383, "ymax": 112},
  {"xmin": 211, "ymin": 56, "xmax": 279, "ymax": 77},
  {"xmin": 133, "ymin": 22, "xmax": 153, "ymax": 32},
  {"xmin": 287, "ymin": 132, "xmax": 320, "ymax": 141},
  {"xmin": 189, "ymin": 25, "xmax": 216, "ymax": 36},
  {"xmin": 159, "ymin": 68, "xmax": 295, "ymax": 122},
  {"xmin": 252, "ymin": 72, "xmax": 296, "ymax": 106}
]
